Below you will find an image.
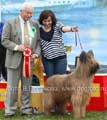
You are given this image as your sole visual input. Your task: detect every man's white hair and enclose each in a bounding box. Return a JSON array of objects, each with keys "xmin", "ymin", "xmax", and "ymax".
[{"xmin": 20, "ymin": 2, "xmax": 34, "ymax": 11}]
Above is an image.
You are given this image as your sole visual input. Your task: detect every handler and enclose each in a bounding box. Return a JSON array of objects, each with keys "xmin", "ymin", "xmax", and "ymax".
[{"xmin": 2, "ymin": 2, "xmax": 41, "ymax": 116}]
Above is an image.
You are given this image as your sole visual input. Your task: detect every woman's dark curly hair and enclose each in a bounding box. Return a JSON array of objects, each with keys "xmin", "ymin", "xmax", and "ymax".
[{"xmin": 38, "ymin": 10, "xmax": 57, "ymax": 27}]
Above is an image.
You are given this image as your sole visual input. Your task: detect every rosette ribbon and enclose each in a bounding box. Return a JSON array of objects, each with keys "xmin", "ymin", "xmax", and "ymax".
[{"xmin": 23, "ymin": 47, "xmax": 32, "ymax": 78}]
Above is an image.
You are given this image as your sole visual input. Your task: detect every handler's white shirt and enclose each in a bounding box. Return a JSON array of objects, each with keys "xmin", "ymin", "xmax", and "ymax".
[{"xmin": 14, "ymin": 15, "xmax": 32, "ymax": 50}]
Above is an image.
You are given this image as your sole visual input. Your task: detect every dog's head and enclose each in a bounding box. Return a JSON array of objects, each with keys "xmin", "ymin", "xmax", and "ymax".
[{"xmin": 79, "ymin": 50, "xmax": 100, "ymax": 75}]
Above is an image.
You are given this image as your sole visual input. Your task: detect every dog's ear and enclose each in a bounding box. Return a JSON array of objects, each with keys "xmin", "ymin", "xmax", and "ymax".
[
  {"xmin": 88, "ymin": 50, "xmax": 94, "ymax": 57},
  {"xmin": 79, "ymin": 51, "xmax": 87, "ymax": 63}
]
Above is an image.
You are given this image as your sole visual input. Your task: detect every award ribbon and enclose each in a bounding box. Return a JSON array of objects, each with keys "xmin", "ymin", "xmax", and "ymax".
[{"xmin": 23, "ymin": 47, "xmax": 32, "ymax": 78}]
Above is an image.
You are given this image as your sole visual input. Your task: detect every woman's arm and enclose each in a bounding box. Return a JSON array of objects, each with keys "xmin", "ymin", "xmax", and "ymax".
[{"xmin": 62, "ymin": 26, "xmax": 79, "ymax": 32}]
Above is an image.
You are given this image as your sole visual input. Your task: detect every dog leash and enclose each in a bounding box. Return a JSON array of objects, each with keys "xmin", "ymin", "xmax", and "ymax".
[{"xmin": 75, "ymin": 32, "xmax": 83, "ymax": 50}]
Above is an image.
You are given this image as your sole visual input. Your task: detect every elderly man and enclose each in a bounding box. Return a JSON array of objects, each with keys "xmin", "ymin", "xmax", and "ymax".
[{"xmin": 2, "ymin": 2, "xmax": 41, "ymax": 117}]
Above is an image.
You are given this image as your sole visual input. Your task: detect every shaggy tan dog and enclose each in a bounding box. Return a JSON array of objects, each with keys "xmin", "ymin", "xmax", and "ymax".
[{"xmin": 43, "ymin": 50, "xmax": 99, "ymax": 118}]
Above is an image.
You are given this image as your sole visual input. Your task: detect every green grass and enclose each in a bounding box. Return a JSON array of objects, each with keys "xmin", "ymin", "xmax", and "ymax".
[{"xmin": 0, "ymin": 110, "xmax": 107, "ymax": 120}]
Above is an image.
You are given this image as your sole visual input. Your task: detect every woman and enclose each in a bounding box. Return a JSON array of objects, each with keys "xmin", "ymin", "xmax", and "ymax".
[{"xmin": 39, "ymin": 10, "xmax": 78, "ymax": 78}]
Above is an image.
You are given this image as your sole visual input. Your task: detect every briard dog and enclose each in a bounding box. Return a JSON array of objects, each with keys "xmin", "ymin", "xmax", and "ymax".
[{"xmin": 43, "ymin": 50, "xmax": 99, "ymax": 118}]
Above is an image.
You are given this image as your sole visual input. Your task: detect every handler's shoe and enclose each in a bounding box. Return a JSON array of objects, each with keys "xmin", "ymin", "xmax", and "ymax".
[
  {"xmin": 4, "ymin": 113, "xmax": 14, "ymax": 117},
  {"xmin": 21, "ymin": 112, "xmax": 32, "ymax": 116}
]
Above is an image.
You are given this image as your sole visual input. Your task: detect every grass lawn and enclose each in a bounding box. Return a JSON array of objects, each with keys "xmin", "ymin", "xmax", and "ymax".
[{"xmin": 0, "ymin": 110, "xmax": 107, "ymax": 120}]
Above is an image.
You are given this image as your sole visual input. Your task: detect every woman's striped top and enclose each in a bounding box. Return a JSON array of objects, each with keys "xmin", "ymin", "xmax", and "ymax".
[{"xmin": 40, "ymin": 22, "xmax": 66, "ymax": 59}]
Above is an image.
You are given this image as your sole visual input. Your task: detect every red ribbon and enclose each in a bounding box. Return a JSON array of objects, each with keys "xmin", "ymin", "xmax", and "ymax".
[{"xmin": 23, "ymin": 47, "xmax": 32, "ymax": 78}]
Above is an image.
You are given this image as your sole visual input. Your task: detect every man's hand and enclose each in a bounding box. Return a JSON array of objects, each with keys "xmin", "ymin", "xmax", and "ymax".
[
  {"xmin": 31, "ymin": 54, "xmax": 38, "ymax": 59},
  {"xmin": 17, "ymin": 45, "xmax": 25, "ymax": 52}
]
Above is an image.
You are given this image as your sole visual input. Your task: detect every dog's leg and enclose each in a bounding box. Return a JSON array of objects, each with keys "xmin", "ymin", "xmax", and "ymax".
[
  {"xmin": 43, "ymin": 92, "xmax": 54, "ymax": 116},
  {"xmin": 71, "ymin": 93, "xmax": 82, "ymax": 118},
  {"xmin": 73, "ymin": 105, "xmax": 81, "ymax": 118},
  {"xmin": 81, "ymin": 92, "xmax": 91, "ymax": 118},
  {"xmin": 80, "ymin": 105, "xmax": 86, "ymax": 118},
  {"xmin": 58, "ymin": 103, "xmax": 66, "ymax": 115}
]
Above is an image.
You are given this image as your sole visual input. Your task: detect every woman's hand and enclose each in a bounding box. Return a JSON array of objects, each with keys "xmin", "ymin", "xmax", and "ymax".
[{"xmin": 72, "ymin": 26, "xmax": 79, "ymax": 32}]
